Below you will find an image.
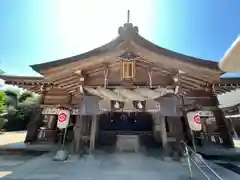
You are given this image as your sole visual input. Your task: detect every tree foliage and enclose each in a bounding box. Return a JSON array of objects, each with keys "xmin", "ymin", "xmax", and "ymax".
[
  {"xmin": 2, "ymin": 89, "xmax": 40, "ymax": 131},
  {"xmin": 18, "ymin": 92, "xmax": 33, "ymax": 103},
  {"xmin": 0, "ymin": 91, "xmax": 6, "ymax": 130},
  {"xmin": 0, "ymin": 91, "xmax": 4, "ymax": 113}
]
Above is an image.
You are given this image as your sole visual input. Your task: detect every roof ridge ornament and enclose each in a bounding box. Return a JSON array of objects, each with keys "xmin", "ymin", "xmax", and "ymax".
[
  {"xmin": 118, "ymin": 10, "xmax": 139, "ymax": 40},
  {"xmin": 127, "ymin": 10, "xmax": 130, "ymax": 23}
]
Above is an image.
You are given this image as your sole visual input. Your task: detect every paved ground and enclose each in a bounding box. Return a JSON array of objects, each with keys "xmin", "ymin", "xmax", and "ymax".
[
  {"xmin": 0, "ymin": 131, "xmax": 26, "ymax": 146},
  {"xmin": 0, "ymin": 131, "xmax": 58, "ymax": 152},
  {"xmin": 0, "ymin": 132, "xmax": 239, "ymax": 179},
  {"xmin": 0, "ymin": 152, "xmax": 42, "ymax": 179},
  {"xmin": 0, "ymin": 151, "xmax": 190, "ymax": 180},
  {"xmin": 0, "ymin": 150, "xmax": 239, "ymax": 180}
]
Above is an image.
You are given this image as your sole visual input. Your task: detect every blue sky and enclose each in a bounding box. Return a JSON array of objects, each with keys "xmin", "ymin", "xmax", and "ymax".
[{"xmin": 0, "ymin": 0, "xmax": 240, "ymax": 77}]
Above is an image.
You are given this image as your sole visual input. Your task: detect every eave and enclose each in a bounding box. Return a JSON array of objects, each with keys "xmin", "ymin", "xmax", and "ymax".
[
  {"xmin": 0, "ymin": 75, "xmax": 53, "ymax": 93},
  {"xmin": 30, "ymin": 36, "xmax": 124, "ymax": 74},
  {"xmin": 214, "ymin": 77, "xmax": 240, "ymax": 94},
  {"xmin": 219, "ymin": 36, "xmax": 240, "ymax": 72}
]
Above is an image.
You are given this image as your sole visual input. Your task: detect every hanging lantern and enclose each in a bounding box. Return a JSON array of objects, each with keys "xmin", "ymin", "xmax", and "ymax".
[
  {"xmin": 114, "ymin": 101, "xmax": 120, "ymax": 109},
  {"xmin": 132, "ymin": 100, "xmax": 146, "ymax": 111},
  {"xmin": 111, "ymin": 100, "xmax": 124, "ymax": 111},
  {"xmin": 137, "ymin": 101, "xmax": 143, "ymax": 109}
]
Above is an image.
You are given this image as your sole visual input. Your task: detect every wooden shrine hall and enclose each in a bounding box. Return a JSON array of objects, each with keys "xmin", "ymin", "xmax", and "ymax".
[{"xmin": 0, "ymin": 14, "xmax": 238, "ymax": 153}]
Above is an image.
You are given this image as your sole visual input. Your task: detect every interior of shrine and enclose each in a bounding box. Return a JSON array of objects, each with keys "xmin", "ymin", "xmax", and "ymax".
[{"xmin": 97, "ymin": 112, "xmax": 157, "ymax": 148}]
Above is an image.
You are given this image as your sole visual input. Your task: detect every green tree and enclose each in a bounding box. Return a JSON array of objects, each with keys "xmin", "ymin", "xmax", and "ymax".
[
  {"xmin": 0, "ymin": 91, "xmax": 4, "ymax": 113},
  {"xmin": 0, "ymin": 91, "xmax": 6, "ymax": 130},
  {"xmin": 4, "ymin": 90, "xmax": 18, "ymax": 107},
  {"xmin": 3, "ymin": 89, "xmax": 40, "ymax": 131},
  {"xmin": 18, "ymin": 92, "xmax": 33, "ymax": 103}
]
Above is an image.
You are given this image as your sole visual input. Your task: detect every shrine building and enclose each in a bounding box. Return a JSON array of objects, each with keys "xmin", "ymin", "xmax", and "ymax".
[{"xmin": 0, "ymin": 14, "xmax": 238, "ymax": 153}]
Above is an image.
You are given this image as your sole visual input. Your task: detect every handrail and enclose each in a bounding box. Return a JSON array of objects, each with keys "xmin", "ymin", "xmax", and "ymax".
[{"xmin": 180, "ymin": 140, "xmax": 223, "ymax": 180}]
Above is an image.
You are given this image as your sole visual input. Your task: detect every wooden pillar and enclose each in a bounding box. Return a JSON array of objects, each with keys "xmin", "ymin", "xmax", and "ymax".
[
  {"xmin": 210, "ymin": 89, "xmax": 234, "ymax": 148},
  {"xmin": 90, "ymin": 115, "xmax": 97, "ymax": 153},
  {"xmin": 73, "ymin": 115, "xmax": 82, "ymax": 153},
  {"xmin": 40, "ymin": 84, "xmax": 47, "ymax": 104},
  {"xmin": 159, "ymin": 115, "xmax": 168, "ymax": 149},
  {"xmin": 47, "ymin": 115, "xmax": 56, "ymax": 129}
]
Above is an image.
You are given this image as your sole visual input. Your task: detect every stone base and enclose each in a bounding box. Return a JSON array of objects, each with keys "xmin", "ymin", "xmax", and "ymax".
[
  {"xmin": 116, "ymin": 135, "xmax": 140, "ymax": 152},
  {"xmin": 53, "ymin": 150, "xmax": 69, "ymax": 161}
]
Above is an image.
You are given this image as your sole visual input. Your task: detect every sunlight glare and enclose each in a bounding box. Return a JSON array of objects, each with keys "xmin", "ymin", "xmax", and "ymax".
[{"xmin": 54, "ymin": 0, "xmax": 156, "ymax": 55}]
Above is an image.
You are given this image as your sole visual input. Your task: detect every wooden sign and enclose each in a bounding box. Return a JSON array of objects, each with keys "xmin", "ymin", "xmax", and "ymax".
[{"xmin": 119, "ymin": 52, "xmax": 138, "ymax": 83}]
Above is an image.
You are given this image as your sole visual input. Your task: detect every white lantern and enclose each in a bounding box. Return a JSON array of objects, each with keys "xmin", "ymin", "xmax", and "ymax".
[{"xmin": 187, "ymin": 111, "xmax": 202, "ymax": 131}]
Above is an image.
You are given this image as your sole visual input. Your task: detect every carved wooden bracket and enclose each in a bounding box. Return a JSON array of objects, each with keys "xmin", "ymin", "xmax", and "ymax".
[
  {"xmin": 76, "ymin": 70, "xmax": 85, "ymax": 82},
  {"xmin": 79, "ymin": 84, "xmax": 84, "ymax": 94},
  {"xmin": 75, "ymin": 69, "xmax": 85, "ymax": 95},
  {"xmin": 40, "ymin": 84, "xmax": 46, "ymax": 93}
]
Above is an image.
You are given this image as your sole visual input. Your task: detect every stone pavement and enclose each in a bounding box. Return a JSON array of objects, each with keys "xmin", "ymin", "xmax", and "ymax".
[
  {"xmin": 0, "ymin": 152, "xmax": 43, "ymax": 179},
  {"xmin": 0, "ymin": 131, "xmax": 26, "ymax": 146},
  {"xmin": 0, "ymin": 131, "xmax": 58, "ymax": 152},
  {"xmin": 1, "ymin": 151, "xmax": 240, "ymax": 180}
]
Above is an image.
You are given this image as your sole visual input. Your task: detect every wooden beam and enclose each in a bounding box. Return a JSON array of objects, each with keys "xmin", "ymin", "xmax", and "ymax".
[
  {"xmin": 179, "ymin": 79, "xmax": 203, "ymax": 89},
  {"xmin": 215, "ymin": 88, "xmax": 226, "ymax": 94},
  {"xmin": 178, "ymin": 87, "xmax": 191, "ymax": 94},
  {"xmin": 137, "ymin": 59, "xmax": 175, "ymax": 75},
  {"xmin": 42, "ymin": 40, "xmax": 134, "ymax": 76},
  {"xmin": 53, "ymin": 74, "xmax": 79, "ymax": 85},
  {"xmin": 57, "ymin": 79, "xmax": 79, "ymax": 87},
  {"xmin": 5, "ymin": 81, "xmax": 50, "ymax": 86},
  {"xmin": 180, "ymin": 75, "xmax": 207, "ymax": 86},
  {"xmin": 44, "ymin": 95, "xmax": 68, "ymax": 100},
  {"xmin": 184, "ymin": 75, "xmax": 211, "ymax": 84},
  {"xmin": 41, "ymin": 49, "xmax": 126, "ymax": 77},
  {"xmin": 216, "ymin": 87, "xmax": 232, "ymax": 93},
  {"xmin": 135, "ymin": 63, "xmax": 168, "ymax": 76},
  {"xmin": 27, "ymin": 86, "xmax": 41, "ymax": 91},
  {"xmin": 85, "ymin": 61, "xmax": 120, "ymax": 76},
  {"xmin": 44, "ymin": 70, "xmax": 82, "ymax": 82},
  {"xmin": 60, "ymin": 82, "xmax": 80, "ymax": 91},
  {"xmin": 179, "ymin": 82, "xmax": 197, "ymax": 91}
]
